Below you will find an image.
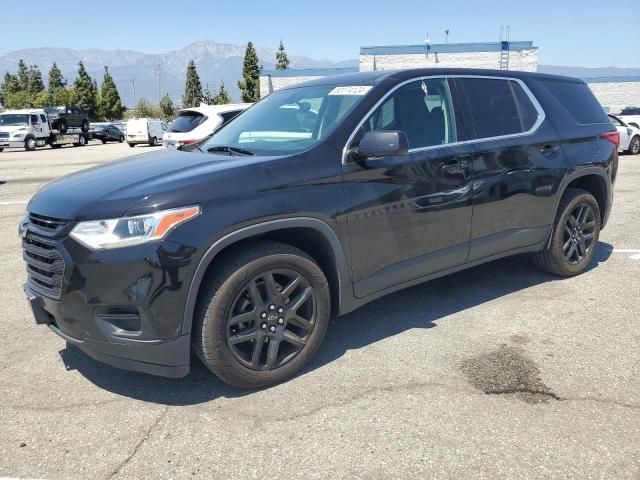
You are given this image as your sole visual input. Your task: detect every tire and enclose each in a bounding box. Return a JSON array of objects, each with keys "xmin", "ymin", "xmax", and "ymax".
[
  {"xmin": 101, "ymin": 139, "xmax": 107, "ymax": 144},
  {"xmin": 58, "ymin": 120, "xmax": 67, "ymax": 134},
  {"xmin": 149, "ymin": 137, "xmax": 157, "ymax": 146},
  {"xmin": 119, "ymin": 135, "xmax": 124, "ymax": 143},
  {"xmin": 80, "ymin": 119, "xmax": 89, "ymax": 133},
  {"xmin": 534, "ymin": 188, "xmax": 601, "ymax": 277},
  {"xmin": 73, "ymin": 135, "xmax": 87, "ymax": 147},
  {"xmin": 24, "ymin": 136, "xmax": 37, "ymax": 151},
  {"xmin": 192, "ymin": 240, "xmax": 331, "ymax": 389},
  {"xmin": 0, "ymin": 147, "xmax": 4, "ymax": 152},
  {"xmin": 128, "ymin": 143, "xmax": 135, "ymax": 148},
  {"xmin": 50, "ymin": 144, "xmax": 62, "ymax": 149},
  {"xmin": 627, "ymin": 136, "xmax": 640, "ymax": 155}
]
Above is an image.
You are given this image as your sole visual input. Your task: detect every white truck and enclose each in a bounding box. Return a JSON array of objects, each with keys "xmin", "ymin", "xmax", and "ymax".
[{"xmin": 0, "ymin": 109, "xmax": 90, "ymax": 152}]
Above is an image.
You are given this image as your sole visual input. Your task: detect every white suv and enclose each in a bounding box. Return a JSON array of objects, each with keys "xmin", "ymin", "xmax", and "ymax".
[
  {"xmin": 163, "ymin": 103, "xmax": 251, "ymax": 150},
  {"xmin": 609, "ymin": 114, "xmax": 640, "ymax": 155}
]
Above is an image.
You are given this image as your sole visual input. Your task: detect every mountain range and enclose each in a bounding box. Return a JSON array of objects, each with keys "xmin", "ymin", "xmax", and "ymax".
[{"xmin": 1, "ymin": 40, "xmax": 638, "ymax": 107}]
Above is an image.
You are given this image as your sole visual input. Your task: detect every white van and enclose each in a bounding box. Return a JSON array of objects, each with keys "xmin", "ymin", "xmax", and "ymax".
[
  {"xmin": 162, "ymin": 103, "xmax": 251, "ymax": 150},
  {"xmin": 126, "ymin": 118, "xmax": 167, "ymax": 147}
]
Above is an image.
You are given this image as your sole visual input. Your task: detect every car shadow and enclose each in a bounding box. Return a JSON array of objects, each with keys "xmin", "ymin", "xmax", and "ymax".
[{"xmin": 59, "ymin": 243, "xmax": 613, "ymax": 406}]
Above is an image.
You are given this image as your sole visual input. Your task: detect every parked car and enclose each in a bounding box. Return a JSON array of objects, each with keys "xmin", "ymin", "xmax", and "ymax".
[
  {"xmin": 44, "ymin": 106, "xmax": 90, "ymax": 134},
  {"xmin": 21, "ymin": 69, "xmax": 618, "ymax": 388},
  {"xmin": 162, "ymin": 103, "xmax": 251, "ymax": 150},
  {"xmin": 608, "ymin": 114, "xmax": 640, "ymax": 155},
  {"xmin": 617, "ymin": 107, "xmax": 640, "ymax": 129},
  {"xmin": 89, "ymin": 123, "xmax": 125, "ymax": 143},
  {"xmin": 126, "ymin": 118, "xmax": 167, "ymax": 147}
]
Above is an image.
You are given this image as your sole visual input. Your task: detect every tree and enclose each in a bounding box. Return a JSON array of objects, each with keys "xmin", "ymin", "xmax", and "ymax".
[
  {"xmin": 134, "ymin": 98, "xmax": 154, "ymax": 118},
  {"xmin": 0, "ymin": 72, "xmax": 20, "ymax": 106},
  {"xmin": 48, "ymin": 62, "xmax": 66, "ymax": 92},
  {"xmin": 182, "ymin": 60, "xmax": 203, "ymax": 108},
  {"xmin": 73, "ymin": 61, "xmax": 98, "ymax": 119},
  {"xmin": 275, "ymin": 40, "xmax": 290, "ymax": 70},
  {"xmin": 213, "ymin": 80, "xmax": 231, "ymax": 105},
  {"xmin": 159, "ymin": 94, "xmax": 175, "ymax": 120},
  {"xmin": 202, "ymin": 84, "xmax": 215, "ymax": 105},
  {"xmin": 17, "ymin": 59, "xmax": 29, "ymax": 91},
  {"xmin": 238, "ymin": 41, "xmax": 261, "ymax": 102},
  {"xmin": 27, "ymin": 65, "xmax": 45, "ymax": 96},
  {"xmin": 99, "ymin": 66, "xmax": 124, "ymax": 120}
]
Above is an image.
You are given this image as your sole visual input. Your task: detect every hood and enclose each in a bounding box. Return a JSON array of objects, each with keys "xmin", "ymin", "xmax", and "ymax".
[
  {"xmin": 0, "ymin": 125, "xmax": 29, "ymax": 134},
  {"xmin": 27, "ymin": 149, "xmax": 283, "ymax": 221}
]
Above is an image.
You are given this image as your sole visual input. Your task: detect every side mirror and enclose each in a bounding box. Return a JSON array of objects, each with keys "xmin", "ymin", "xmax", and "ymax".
[{"xmin": 350, "ymin": 130, "xmax": 409, "ymax": 164}]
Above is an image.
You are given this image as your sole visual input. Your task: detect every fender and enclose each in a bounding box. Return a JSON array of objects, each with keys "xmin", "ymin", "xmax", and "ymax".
[
  {"xmin": 181, "ymin": 217, "xmax": 352, "ymax": 335},
  {"xmin": 547, "ymin": 166, "xmax": 612, "ymax": 248}
]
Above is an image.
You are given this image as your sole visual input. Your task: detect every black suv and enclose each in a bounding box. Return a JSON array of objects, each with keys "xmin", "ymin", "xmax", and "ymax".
[
  {"xmin": 21, "ymin": 69, "xmax": 618, "ymax": 388},
  {"xmin": 44, "ymin": 105, "xmax": 90, "ymax": 133}
]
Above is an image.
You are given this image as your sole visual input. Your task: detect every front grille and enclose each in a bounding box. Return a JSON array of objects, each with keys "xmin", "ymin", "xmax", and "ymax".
[
  {"xmin": 0, "ymin": 132, "xmax": 9, "ymax": 139},
  {"xmin": 23, "ymin": 233, "xmax": 65, "ymax": 299},
  {"xmin": 28, "ymin": 213, "xmax": 68, "ymax": 233}
]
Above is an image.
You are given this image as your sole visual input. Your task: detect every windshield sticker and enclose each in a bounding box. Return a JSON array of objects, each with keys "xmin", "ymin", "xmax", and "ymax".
[{"xmin": 329, "ymin": 86, "xmax": 372, "ymax": 96}]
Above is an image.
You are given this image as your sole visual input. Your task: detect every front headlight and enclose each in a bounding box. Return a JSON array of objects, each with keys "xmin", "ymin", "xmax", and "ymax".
[{"xmin": 70, "ymin": 205, "xmax": 200, "ymax": 250}]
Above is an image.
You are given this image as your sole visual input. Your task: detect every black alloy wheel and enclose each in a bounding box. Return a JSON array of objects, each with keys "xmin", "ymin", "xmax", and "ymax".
[
  {"xmin": 226, "ymin": 269, "xmax": 316, "ymax": 371},
  {"xmin": 628, "ymin": 136, "xmax": 640, "ymax": 155},
  {"xmin": 562, "ymin": 203, "xmax": 596, "ymax": 265}
]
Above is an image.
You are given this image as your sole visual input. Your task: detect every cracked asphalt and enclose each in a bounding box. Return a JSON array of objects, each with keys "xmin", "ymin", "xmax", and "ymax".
[{"xmin": 1, "ymin": 143, "xmax": 639, "ymax": 479}]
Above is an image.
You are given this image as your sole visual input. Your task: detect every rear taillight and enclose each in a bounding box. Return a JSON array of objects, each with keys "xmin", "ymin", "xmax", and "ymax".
[
  {"xmin": 179, "ymin": 139, "xmax": 198, "ymax": 146},
  {"xmin": 602, "ymin": 131, "xmax": 620, "ymax": 149}
]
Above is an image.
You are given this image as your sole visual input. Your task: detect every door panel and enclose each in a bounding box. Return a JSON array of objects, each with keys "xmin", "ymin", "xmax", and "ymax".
[
  {"xmin": 456, "ymin": 77, "xmax": 563, "ymax": 261},
  {"xmin": 343, "ymin": 78, "xmax": 473, "ymax": 298}
]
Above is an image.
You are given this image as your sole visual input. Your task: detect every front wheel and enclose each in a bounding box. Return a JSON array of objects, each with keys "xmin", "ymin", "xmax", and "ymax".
[
  {"xmin": 627, "ymin": 136, "xmax": 640, "ymax": 155},
  {"xmin": 149, "ymin": 137, "xmax": 157, "ymax": 146},
  {"xmin": 534, "ymin": 188, "xmax": 601, "ymax": 277},
  {"xmin": 128, "ymin": 143, "xmax": 135, "ymax": 148},
  {"xmin": 24, "ymin": 137, "xmax": 37, "ymax": 151},
  {"xmin": 193, "ymin": 241, "xmax": 331, "ymax": 389},
  {"xmin": 119, "ymin": 135, "xmax": 124, "ymax": 143}
]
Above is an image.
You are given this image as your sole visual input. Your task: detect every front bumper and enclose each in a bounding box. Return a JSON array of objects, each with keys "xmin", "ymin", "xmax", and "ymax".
[
  {"xmin": 0, "ymin": 140, "xmax": 26, "ymax": 148},
  {"xmin": 21, "ymin": 221, "xmax": 201, "ymax": 378}
]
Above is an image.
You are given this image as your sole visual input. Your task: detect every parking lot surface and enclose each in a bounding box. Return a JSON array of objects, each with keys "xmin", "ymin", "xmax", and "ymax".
[{"xmin": 1, "ymin": 143, "xmax": 639, "ymax": 479}]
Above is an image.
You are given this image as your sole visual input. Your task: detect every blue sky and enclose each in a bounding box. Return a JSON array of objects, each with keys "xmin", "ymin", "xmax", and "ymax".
[{"xmin": 1, "ymin": 0, "xmax": 638, "ymax": 67}]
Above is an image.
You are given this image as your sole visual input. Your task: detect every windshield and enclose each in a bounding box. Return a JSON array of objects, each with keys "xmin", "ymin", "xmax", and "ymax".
[
  {"xmin": 169, "ymin": 111, "xmax": 207, "ymax": 133},
  {"xmin": 44, "ymin": 106, "xmax": 65, "ymax": 114},
  {"xmin": 201, "ymin": 85, "xmax": 368, "ymax": 156},
  {"xmin": 0, "ymin": 114, "xmax": 29, "ymax": 126}
]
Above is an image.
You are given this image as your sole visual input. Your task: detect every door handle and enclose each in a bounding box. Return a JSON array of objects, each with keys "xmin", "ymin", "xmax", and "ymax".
[{"xmin": 442, "ymin": 158, "xmax": 470, "ymax": 176}]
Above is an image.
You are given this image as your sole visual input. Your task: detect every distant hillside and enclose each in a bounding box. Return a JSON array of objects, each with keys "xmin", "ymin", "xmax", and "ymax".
[
  {"xmin": 0, "ymin": 40, "xmax": 358, "ymax": 107},
  {"xmin": 538, "ymin": 64, "xmax": 640, "ymax": 79}
]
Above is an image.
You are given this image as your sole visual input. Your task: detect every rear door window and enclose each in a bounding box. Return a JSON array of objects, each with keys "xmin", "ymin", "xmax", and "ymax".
[
  {"xmin": 461, "ymin": 78, "xmax": 539, "ymax": 139},
  {"xmin": 169, "ymin": 112, "xmax": 206, "ymax": 133},
  {"xmin": 543, "ymin": 81, "xmax": 609, "ymax": 124}
]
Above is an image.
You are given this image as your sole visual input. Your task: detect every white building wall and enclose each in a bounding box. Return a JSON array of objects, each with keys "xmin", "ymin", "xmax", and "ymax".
[
  {"xmin": 260, "ymin": 76, "xmax": 325, "ymax": 98},
  {"xmin": 359, "ymin": 48, "xmax": 538, "ymax": 72},
  {"xmin": 587, "ymin": 82, "xmax": 640, "ymax": 113}
]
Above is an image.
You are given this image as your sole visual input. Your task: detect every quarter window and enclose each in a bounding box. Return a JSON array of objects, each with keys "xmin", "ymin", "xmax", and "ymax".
[{"xmin": 358, "ymin": 78, "xmax": 457, "ymax": 150}]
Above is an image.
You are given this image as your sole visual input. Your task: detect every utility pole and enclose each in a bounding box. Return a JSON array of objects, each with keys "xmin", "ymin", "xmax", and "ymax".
[
  {"xmin": 445, "ymin": 29, "xmax": 450, "ymax": 44},
  {"xmin": 131, "ymin": 78, "xmax": 136, "ymax": 105},
  {"xmin": 153, "ymin": 63, "xmax": 162, "ymax": 104}
]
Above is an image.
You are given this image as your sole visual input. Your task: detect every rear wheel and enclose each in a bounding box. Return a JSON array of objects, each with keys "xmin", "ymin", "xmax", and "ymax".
[
  {"xmin": 0, "ymin": 147, "xmax": 4, "ymax": 153},
  {"xmin": 128, "ymin": 143, "xmax": 135, "ymax": 148},
  {"xmin": 149, "ymin": 137, "xmax": 157, "ymax": 146},
  {"xmin": 627, "ymin": 135, "xmax": 640, "ymax": 155},
  {"xmin": 193, "ymin": 241, "xmax": 331, "ymax": 389},
  {"xmin": 119, "ymin": 135, "xmax": 124, "ymax": 143},
  {"xmin": 80, "ymin": 119, "xmax": 89, "ymax": 133},
  {"xmin": 534, "ymin": 188, "xmax": 600, "ymax": 277},
  {"xmin": 101, "ymin": 139, "xmax": 107, "ymax": 144},
  {"xmin": 50, "ymin": 144, "xmax": 62, "ymax": 149}
]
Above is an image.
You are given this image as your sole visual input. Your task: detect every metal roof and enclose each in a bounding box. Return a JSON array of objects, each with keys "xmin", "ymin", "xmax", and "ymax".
[{"xmin": 360, "ymin": 41, "xmax": 536, "ymax": 56}]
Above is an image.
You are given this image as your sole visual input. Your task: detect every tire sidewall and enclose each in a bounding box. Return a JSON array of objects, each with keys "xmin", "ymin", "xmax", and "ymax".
[
  {"xmin": 550, "ymin": 192, "xmax": 601, "ymax": 275},
  {"xmin": 629, "ymin": 136, "xmax": 640, "ymax": 155},
  {"xmin": 200, "ymin": 253, "xmax": 330, "ymax": 388}
]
